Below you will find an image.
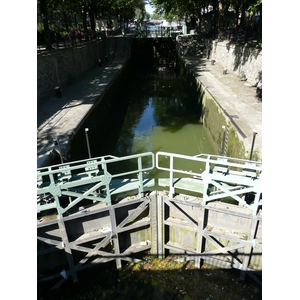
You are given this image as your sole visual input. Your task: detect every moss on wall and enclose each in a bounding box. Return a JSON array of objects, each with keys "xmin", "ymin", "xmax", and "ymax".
[
  {"xmin": 177, "ymin": 55, "xmax": 248, "ymax": 160},
  {"xmin": 226, "ymin": 126, "xmax": 246, "ymax": 159},
  {"xmin": 201, "ymin": 94, "xmax": 227, "ymax": 154}
]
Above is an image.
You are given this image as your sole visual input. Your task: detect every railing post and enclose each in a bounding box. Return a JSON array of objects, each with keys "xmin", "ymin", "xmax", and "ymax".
[
  {"xmin": 169, "ymin": 155, "xmax": 174, "ymax": 197},
  {"xmin": 109, "ymin": 206, "xmax": 122, "ymax": 269},
  {"xmin": 157, "ymin": 194, "xmax": 164, "ymax": 259},
  {"xmin": 202, "ymin": 156, "xmax": 211, "ymax": 205},
  {"xmin": 101, "ymin": 157, "xmax": 111, "ymax": 205},
  {"xmin": 57, "ymin": 216, "xmax": 78, "ymax": 283},
  {"xmin": 138, "ymin": 156, "xmax": 143, "ymax": 197}
]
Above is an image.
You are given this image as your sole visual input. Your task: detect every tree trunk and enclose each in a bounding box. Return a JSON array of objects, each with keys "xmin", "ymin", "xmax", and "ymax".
[
  {"xmin": 62, "ymin": 11, "xmax": 69, "ymax": 33},
  {"xmin": 89, "ymin": 5, "xmax": 96, "ymax": 39},
  {"xmin": 240, "ymin": 0, "xmax": 247, "ymax": 31},
  {"xmin": 234, "ymin": 0, "xmax": 242, "ymax": 38},
  {"xmin": 39, "ymin": 0, "xmax": 52, "ymax": 50},
  {"xmin": 257, "ymin": 5, "xmax": 262, "ymax": 41},
  {"xmin": 218, "ymin": 0, "xmax": 226, "ymax": 38},
  {"xmin": 82, "ymin": 2, "xmax": 89, "ymax": 41},
  {"xmin": 211, "ymin": 0, "xmax": 218, "ymax": 37}
]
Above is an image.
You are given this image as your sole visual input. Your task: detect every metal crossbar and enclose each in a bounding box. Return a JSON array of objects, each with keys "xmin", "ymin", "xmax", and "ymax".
[
  {"xmin": 37, "ymin": 152, "xmax": 155, "ymax": 217},
  {"xmin": 156, "ymin": 152, "xmax": 262, "ymax": 215}
]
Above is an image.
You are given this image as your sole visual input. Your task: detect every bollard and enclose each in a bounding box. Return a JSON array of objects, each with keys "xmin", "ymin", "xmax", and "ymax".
[
  {"xmin": 53, "ymin": 137, "xmax": 64, "ymax": 163},
  {"xmin": 55, "ymin": 86, "xmax": 62, "ymax": 98},
  {"xmin": 105, "ymin": 55, "xmax": 108, "ymax": 61},
  {"xmin": 98, "ymin": 58, "xmax": 102, "ymax": 67},
  {"xmin": 249, "ymin": 129, "xmax": 258, "ymax": 160},
  {"xmin": 256, "ymin": 85, "xmax": 262, "ymax": 99}
]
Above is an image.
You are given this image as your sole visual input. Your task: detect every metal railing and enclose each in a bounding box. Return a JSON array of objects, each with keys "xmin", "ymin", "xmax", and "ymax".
[
  {"xmin": 156, "ymin": 151, "xmax": 262, "ymax": 214},
  {"xmin": 37, "ymin": 152, "xmax": 155, "ymax": 216},
  {"xmin": 37, "ymin": 29, "xmax": 127, "ymax": 54},
  {"xmin": 37, "ymin": 151, "xmax": 262, "ymax": 217}
]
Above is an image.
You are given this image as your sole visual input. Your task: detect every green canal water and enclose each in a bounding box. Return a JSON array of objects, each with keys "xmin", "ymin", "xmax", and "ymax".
[
  {"xmin": 69, "ymin": 67, "xmax": 217, "ymax": 186},
  {"xmin": 110, "ymin": 68, "xmax": 217, "ymax": 186},
  {"xmin": 113, "ymin": 70, "xmax": 216, "ymax": 157}
]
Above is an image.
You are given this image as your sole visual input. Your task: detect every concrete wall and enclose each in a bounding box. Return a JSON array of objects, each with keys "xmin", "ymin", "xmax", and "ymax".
[
  {"xmin": 211, "ymin": 41, "xmax": 262, "ymax": 86},
  {"xmin": 37, "ymin": 40, "xmax": 104, "ymax": 101},
  {"xmin": 177, "ymin": 55, "xmax": 251, "ymax": 159}
]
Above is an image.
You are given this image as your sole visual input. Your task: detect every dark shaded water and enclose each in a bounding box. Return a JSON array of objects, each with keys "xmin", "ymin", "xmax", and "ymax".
[
  {"xmin": 68, "ymin": 66, "xmax": 217, "ymax": 182},
  {"xmin": 113, "ymin": 69, "xmax": 216, "ymax": 156}
]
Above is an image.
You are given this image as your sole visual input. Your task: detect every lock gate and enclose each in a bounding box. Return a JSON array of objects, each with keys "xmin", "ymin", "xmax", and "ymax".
[{"xmin": 37, "ymin": 151, "xmax": 262, "ymax": 288}]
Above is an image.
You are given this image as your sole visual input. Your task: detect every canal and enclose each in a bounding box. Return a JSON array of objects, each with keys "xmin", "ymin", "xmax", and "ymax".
[{"xmin": 68, "ymin": 58, "xmax": 217, "ymax": 185}]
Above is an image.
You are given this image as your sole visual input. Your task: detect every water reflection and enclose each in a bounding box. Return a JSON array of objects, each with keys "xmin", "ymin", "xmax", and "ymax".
[
  {"xmin": 68, "ymin": 66, "xmax": 217, "ymax": 183},
  {"xmin": 113, "ymin": 69, "xmax": 216, "ymax": 161}
]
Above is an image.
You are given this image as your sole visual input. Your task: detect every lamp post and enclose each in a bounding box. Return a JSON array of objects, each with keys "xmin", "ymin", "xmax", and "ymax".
[
  {"xmin": 85, "ymin": 128, "xmax": 91, "ymax": 158},
  {"xmin": 221, "ymin": 126, "xmax": 226, "ymax": 156}
]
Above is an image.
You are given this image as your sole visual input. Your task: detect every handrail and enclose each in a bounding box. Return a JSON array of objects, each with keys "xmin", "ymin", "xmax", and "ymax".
[
  {"xmin": 156, "ymin": 151, "xmax": 262, "ymax": 175},
  {"xmin": 156, "ymin": 151, "xmax": 209, "ymax": 178},
  {"xmin": 156, "ymin": 151, "xmax": 262, "ymax": 214},
  {"xmin": 37, "ymin": 151, "xmax": 262, "ymax": 217},
  {"xmin": 37, "ymin": 155, "xmax": 118, "ymax": 177},
  {"xmin": 37, "ymin": 152, "xmax": 155, "ymax": 216}
]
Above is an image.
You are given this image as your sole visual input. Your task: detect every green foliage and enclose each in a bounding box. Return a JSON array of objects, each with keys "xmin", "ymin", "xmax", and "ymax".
[
  {"xmin": 248, "ymin": 0, "xmax": 262, "ymax": 17},
  {"xmin": 37, "ymin": 21, "xmax": 44, "ymax": 33},
  {"xmin": 37, "ymin": 0, "xmax": 262, "ymax": 44}
]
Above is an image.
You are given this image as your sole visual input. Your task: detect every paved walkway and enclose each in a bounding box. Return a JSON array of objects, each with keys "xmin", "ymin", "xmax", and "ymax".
[
  {"xmin": 181, "ymin": 56, "xmax": 262, "ymax": 157},
  {"xmin": 37, "ymin": 36, "xmax": 129, "ymax": 167}
]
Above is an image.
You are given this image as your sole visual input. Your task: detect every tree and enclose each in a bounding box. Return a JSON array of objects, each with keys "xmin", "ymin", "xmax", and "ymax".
[
  {"xmin": 38, "ymin": 0, "xmax": 53, "ymax": 50},
  {"xmin": 248, "ymin": 0, "xmax": 262, "ymax": 41}
]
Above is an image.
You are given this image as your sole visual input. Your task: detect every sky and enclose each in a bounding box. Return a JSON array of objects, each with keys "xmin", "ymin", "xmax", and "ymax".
[{"xmin": 145, "ymin": 3, "xmax": 155, "ymax": 15}]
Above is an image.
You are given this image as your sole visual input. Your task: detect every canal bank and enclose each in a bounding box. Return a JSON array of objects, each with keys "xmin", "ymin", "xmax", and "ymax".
[
  {"xmin": 176, "ymin": 36, "xmax": 262, "ymax": 161},
  {"xmin": 37, "ymin": 36, "xmax": 131, "ymax": 167}
]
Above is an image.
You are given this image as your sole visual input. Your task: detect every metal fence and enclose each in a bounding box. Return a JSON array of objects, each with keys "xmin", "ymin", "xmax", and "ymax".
[
  {"xmin": 37, "ymin": 29, "xmax": 132, "ymax": 53},
  {"xmin": 156, "ymin": 151, "xmax": 262, "ymax": 215},
  {"xmin": 37, "ymin": 152, "xmax": 155, "ymax": 217}
]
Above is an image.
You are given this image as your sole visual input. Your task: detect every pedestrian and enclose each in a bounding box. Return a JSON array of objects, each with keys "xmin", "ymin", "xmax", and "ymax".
[
  {"xmin": 78, "ymin": 28, "xmax": 82, "ymax": 42},
  {"xmin": 68, "ymin": 30, "xmax": 72, "ymax": 46},
  {"xmin": 71, "ymin": 29, "xmax": 75, "ymax": 46}
]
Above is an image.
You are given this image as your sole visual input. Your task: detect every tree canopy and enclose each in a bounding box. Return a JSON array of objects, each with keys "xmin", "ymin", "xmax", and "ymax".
[
  {"xmin": 38, "ymin": 0, "xmax": 262, "ymax": 49},
  {"xmin": 38, "ymin": 0, "xmax": 148, "ymax": 49},
  {"xmin": 150, "ymin": 0, "xmax": 262, "ymax": 38}
]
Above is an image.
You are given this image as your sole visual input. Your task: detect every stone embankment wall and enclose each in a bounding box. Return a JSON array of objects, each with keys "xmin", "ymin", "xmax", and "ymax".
[
  {"xmin": 37, "ymin": 41, "xmax": 104, "ymax": 101},
  {"xmin": 176, "ymin": 34, "xmax": 262, "ymax": 87},
  {"xmin": 176, "ymin": 34, "xmax": 206, "ymax": 57},
  {"xmin": 176, "ymin": 34, "xmax": 262, "ymax": 161},
  {"xmin": 211, "ymin": 41, "xmax": 262, "ymax": 86}
]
